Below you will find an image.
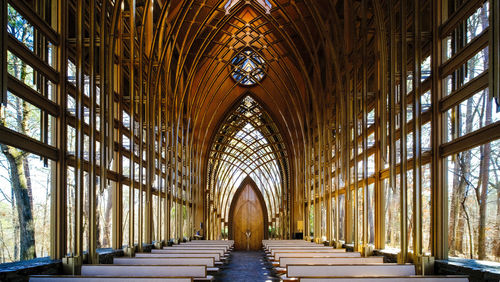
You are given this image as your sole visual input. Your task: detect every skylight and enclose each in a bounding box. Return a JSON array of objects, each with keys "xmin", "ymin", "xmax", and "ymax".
[
  {"xmin": 231, "ymin": 49, "xmax": 266, "ymax": 86},
  {"xmin": 225, "ymin": 0, "xmax": 272, "ymax": 14}
]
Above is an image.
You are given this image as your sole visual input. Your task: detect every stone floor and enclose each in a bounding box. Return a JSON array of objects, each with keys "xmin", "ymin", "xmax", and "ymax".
[{"xmin": 215, "ymin": 251, "xmax": 280, "ymax": 282}]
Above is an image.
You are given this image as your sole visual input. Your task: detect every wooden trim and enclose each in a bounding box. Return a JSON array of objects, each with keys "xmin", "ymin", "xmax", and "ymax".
[
  {"xmin": 7, "ymin": 74, "xmax": 60, "ymax": 116},
  {"xmin": 439, "ymin": 0, "xmax": 485, "ymax": 38},
  {"xmin": 0, "ymin": 125, "xmax": 58, "ymax": 160},
  {"xmin": 439, "ymin": 71, "xmax": 489, "ymax": 111},
  {"xmin": 7, "ymin": 34, "xmax": 59, "ymax": 83},
  {"xmin": 440, "ymin": 121, "xmax": 500, "ymax": 157},
  {"xmin": 0, "ymin": 0, "xmax": 6, "ymax": 105},
  {"xmin": 7, "ymin": 0, "xmax": 59, "ymax": 45},
  {"xmin": 491, "ymin": 0, "xmax": 500, "ymax": 108},
  {"xmin": 431, "ymin": 0, "xmax": 447, "ymax": 260},
  {"xmin": 439, "ymin": 30, "xmax": 489, "ymax": 79}
]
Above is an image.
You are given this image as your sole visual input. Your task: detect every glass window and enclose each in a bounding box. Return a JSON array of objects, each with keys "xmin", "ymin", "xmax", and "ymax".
[
  {"xmin": 3, "ymin": 92, "xmax": 50, "ymax": 143},
  {"xmin": 97, "ymin": 179, "xmax": 113, "ymax": 249},
  {"xmin": 224, "ymin": 0, "xmax": 271, "ymax": 14},
  {"xmin": 67, "ymin": 166, "xmax": 75, "ymax": 255},
  {"xmin": 446, "ymin": 91, "xmax": 499, "ymax": 142},
  {"xmin": 152, "ymin": 194, "xmax": 159, "ymax": 242},
  {"xmin": 338, "ymin": 194, "xmax": 345, "ymax": 241},
  {"xmin": 422, "ymin": 164, "xmax": 432, "ymax": 254},
  {"xmin": 446, "ymin": 139, "xmax": 500, "ymax": 261},
  {"xmin": 0, "ymin": 146, "xmax": 53, "ymax": 262},
  {"xmin": 7, "ymin": 5, "xmax": 55, "ymax": 68},
  {"xmin": 443, "ymin": 2, "xmax": 489, "ymax": 61},
  {"xmin": 122, "ymin": 185, "xmax": 130, "ymax": 247},
  {"xmin": 134, "ymin": 189, "xmax": 140, "ymax": 245},
  {"xmin": 385, "ymin": 177, "xmax": 401, "ymax": 250},
  {"xmin": 368, "ymin": 184, "xmax": 375, "ymax": 245},
  {"xmin": 230, "ymin": 49, "xmax": 266, "ymax": 86},
  {"xmin": 421, "ymin": 91, "xmax": 431, "ymax": 112},
  {"xmin": 422, "ymin": 122, "xmax": 431, "ymax": 151}
]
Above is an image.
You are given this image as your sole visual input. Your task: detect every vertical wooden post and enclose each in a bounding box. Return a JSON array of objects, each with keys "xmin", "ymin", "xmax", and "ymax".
[
  {"xmin": 413, "ymin": 0, "xmax": 423, "ymax": 259},
  {"xmin": 54, "ymin": 0, "xmax": 68, "ymax": 260},
  {"xmin": 389, "ymin": 0, "xmax": 397, "ymax": 259},
  {"xmin": 353, "ymin": 68, "xmax": 359, "ymax": 252},
  {"xmin": 128, "ymin": 0, "xmax": 136, "ymax": 256},
  {"xmin": 491, "ymin": 0, "xmax": 500, "ymax": 108},
  {"xmin": 0, "ymin": 0, "xmax": 6, "ymax": 105},
  {"xmin": 399, "ymin": 0, "xmax": 408, "ymax": 264},
  {"xmin": 113, "ymin": 15, "xmax": 124, "ymax": 251},
  {"xmin": 88, "ymin": 0, "xmax": 98, "ymax": 264},
  {"xmin": 431, "ymin": 0, "xmax": 447, "ymax": 260}
]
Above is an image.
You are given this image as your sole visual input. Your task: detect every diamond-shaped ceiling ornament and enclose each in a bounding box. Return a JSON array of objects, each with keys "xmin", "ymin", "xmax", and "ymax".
[
  {"xmin": 231, "ymin": 49, "xmax": 266, "ymax": 86},
  {"xmin": 225, "ymin": 0, "xmax": 272, "ymax": 15}
]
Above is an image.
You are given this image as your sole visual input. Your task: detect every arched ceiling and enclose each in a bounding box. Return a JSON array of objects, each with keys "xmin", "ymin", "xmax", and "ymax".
[
  {"xmin": 208, "ymin": 95, "xmax": 288, "ymax": 222},
  {"xmin": 150, "ymin": 0, "xmax": 343, "ymax": 166}
]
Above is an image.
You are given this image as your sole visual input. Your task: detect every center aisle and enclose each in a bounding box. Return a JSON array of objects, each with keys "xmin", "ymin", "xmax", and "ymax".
[{"xmin": 216, "ymin": 251, "xmax": 279, "ymax": 282}]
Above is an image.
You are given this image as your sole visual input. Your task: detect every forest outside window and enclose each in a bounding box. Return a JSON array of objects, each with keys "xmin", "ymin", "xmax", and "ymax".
[
  {"xmin": 446, "ymin": 140, "xmax": 500, "ymax": 261},
  {"xmin": 0, "ymin": 147, "xmax": 53, "ymax": 263}
]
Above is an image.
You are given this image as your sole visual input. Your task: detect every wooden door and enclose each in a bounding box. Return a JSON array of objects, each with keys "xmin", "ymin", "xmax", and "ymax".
[{"xmin": 230, "ymin": 182, "xmax": 266, "ymax": 250}]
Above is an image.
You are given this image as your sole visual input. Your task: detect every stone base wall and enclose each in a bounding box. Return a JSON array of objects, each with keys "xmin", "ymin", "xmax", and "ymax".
[
  {"xmin": 435, "ymin": 260, "xmax": 500, "ymax": 282},
  {"xmin": 0, "ymin": 243, "xmax": 164, "ymax": 281},
  {"xmin": 0, "ymin": 258, "xmax": 61, "ymax": 282}
]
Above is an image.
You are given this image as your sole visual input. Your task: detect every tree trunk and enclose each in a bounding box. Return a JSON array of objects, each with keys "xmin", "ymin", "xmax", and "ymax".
[
  {"xmin": 0, "ymin": 145, "xmax": 36, "ymax": 260},
  {"xmin": 477, "ymin": 6, "xmax": 490, "ymax": 260},
  {"xmin": 455, "ymin": 96, "xmax": 474, "ymax": 254},
  {"xmin": 11, "ymin": 185, "xmax": 19, "ymax": 261},
  {"xmin": 103, "ymin": 188, "xmax": 112, "ymax": 247},
  {"xmin": 368, "ymin": 188, "xmax": 374, "ymax": 244},
  {"xmin": 495, "ymin": 180, "xmax": 500, "ymax": 260},
  {"xmin": 448, "ymin": 159, "xmax": 461, "ymax": 255},
  {"xmin": 1, "ymin": 15, "xmax": 37, "ymax": 261},
  {"xmin": 477, "ymin": 144, "xmax": 490, "ymax": 260},
  {"xmin": 477, "ymin": 93, "xmax": 492, "ymax": 260}
]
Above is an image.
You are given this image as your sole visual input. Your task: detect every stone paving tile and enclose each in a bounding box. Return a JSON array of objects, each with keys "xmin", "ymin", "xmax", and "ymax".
[{"xmin": 215, "ymin": 251, "xmax": 280, "ymax": 282}]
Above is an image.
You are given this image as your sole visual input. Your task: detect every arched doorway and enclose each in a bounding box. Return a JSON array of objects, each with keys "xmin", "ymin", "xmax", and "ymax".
[{"xmin": 228, "ymin": 177, "xmax": 269, "ymax": 250}]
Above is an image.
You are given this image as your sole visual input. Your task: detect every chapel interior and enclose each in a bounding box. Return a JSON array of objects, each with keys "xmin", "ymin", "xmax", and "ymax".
[{"xmin": 0, "ymin": 0, "xmax": 499, "ymax": 281}]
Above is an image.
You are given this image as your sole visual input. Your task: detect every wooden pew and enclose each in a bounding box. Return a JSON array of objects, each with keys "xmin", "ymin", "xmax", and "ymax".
[
  {"xmin": 114, "ymin": 257, "xmax": 218, "ymax": 272},
  {"xmin": 135, "ymin": 252, "xmax": 223, "ymax": 265},
  {"xmin": 264, "ymin": 242, "xmax": 317, "ymax": 246},
  {"xmin": 267, "ymin": 247, "xmax": 336, "ymax": 255},
  {"xmin": 284, "ymin": 264, "xmax": 415, "ymax": 280},
  {"xmin": 152, "ymin": 249, "xmax": 226, "ymax": 258},
  {"xmin": 180, "ymin": 240, "xmax": 234, "ymax": 245},
  {"xmin": 275, "ymin": 257, "xmax": 384, "ymax": 273},
  {"xmin": 81, "ymin": 265, "xmax": 213, "ymax": 281},
  {"xmin": 181, "ymin": 242, "xmax": 233, "ymax": 250},
  {"xmin": 113, "ymin": 257, "xmax": 219, "ymax": 272},
  {"xmin": 265, "ymin": 245, "xmax": 328, "ymax": 252},
  {"xmin": 263, "ymin": 242, "xmax": 320, "ymax": 251},
  {"xmin": 30, "ymin": 276, "xmax": 193, "ymax": 282},
  {"xmin": 297, "ymin": 276, "xmax": 469, "ymax": 282},
  {"xmin": 263, "ymin": 240, "xmax": 316, "ymax": 245},
  {"xmin": 167, "ymin": 245, "xmax": 230, "ymax": 252},
  {"xmin": 273, "ymin": 251, "xmax": 361, "ymax": 261},
  {"xmin": 270, "ymin": 248, "xmax": 345, "ymax": 258},
  {"xmin": 183, "ymin": 240, "xmax": 233, "ymax": 246},
  {"xmin": 271, "ymin": 252, "xmax": 362, "ymax": 266},
  {"xmin": 263, "ymin": 240, "xmax": 310, "ymax": 243}
]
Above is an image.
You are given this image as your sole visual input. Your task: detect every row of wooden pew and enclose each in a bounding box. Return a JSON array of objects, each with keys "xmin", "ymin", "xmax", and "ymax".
[
  {"xmin": 30, "ymin": 240, "xmax": 234, "ymax": 281},
  {"xmin": 263, "ymin": 240, "xmax": 469, "ymax": 282}
]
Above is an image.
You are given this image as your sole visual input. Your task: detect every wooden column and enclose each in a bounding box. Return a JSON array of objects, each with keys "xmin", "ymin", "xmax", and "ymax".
[{"xmin": 431, "ymin": 0, "xmax": 447, "ymax": 260}]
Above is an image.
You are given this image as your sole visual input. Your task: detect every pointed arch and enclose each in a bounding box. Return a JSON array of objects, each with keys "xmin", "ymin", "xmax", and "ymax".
[
  {"xmin": 227, "ymin": 176, "xmax": 269, "ymax": 240},
  {"xmin": 205, "ymin": 93, "xmax": 289, "ymax": 240}
]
